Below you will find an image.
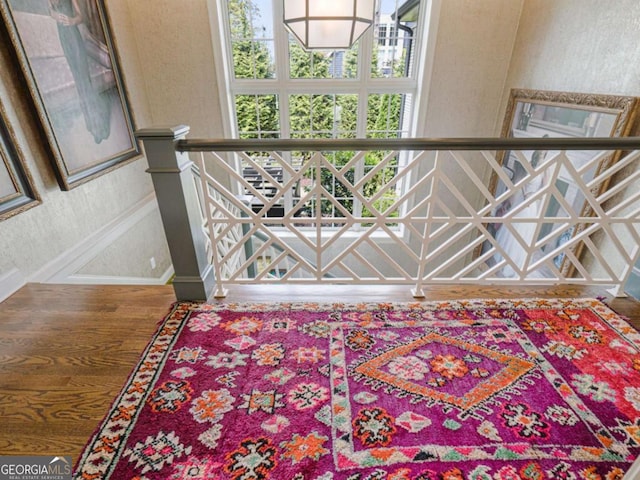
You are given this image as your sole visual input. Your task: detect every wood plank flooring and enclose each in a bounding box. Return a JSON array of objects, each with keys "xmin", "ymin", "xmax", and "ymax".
[
  {"xmin": 0, "ymin": 283, "xmax": 638, "ymax": 463},
  {"xmin": 0, "ymin": 284, "xmax": 176, "ymax": 458}
]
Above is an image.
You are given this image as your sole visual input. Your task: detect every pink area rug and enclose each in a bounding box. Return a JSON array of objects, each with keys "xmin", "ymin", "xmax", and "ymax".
[{"xmin": 74, "ymin": 299, "xmax": 640, "ymax": 479}]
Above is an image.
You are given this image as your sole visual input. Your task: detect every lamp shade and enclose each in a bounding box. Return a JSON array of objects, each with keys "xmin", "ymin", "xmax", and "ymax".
[{"xmin": 284, "ymin": 0, "xmax": 376, "ymax": 50}]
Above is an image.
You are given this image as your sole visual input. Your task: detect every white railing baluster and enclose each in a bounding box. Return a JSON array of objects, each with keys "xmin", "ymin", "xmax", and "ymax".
[
  {"xmin": 412, "ymin": 151, "xmax": 440, "ymax": 297},
  {"xmin": 314, "ymin": 153, "xmax": 323, "ymax": 281},
  {"xmin": 195, "ymin": 153, "xmax": 228, "ymax": 298}
]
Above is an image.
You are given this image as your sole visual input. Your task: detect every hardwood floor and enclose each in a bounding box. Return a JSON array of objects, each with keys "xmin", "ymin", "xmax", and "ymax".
[
  {"xmin": 0, "ymin": 284, "xmax": 176, "ymax": 458},
  {"xmin": 0, "ymin": 282, "xmax": 638, "ymax": 463}
]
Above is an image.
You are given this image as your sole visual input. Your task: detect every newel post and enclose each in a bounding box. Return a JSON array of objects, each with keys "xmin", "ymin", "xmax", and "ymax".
[{"xmin": 136, "ymin": 125, "xmax": 215, "ymax": 301}]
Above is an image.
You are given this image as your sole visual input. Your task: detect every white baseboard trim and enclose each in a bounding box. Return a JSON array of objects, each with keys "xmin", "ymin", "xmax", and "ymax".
[
  {"xmin": 30, "ymin": 193, "xmax": 161, "ymax": 284},
  {"xmin": 62, "ymin": 265, "xmax": 175, "ymax": 285},
  {"xmin": 0, "ymin": 268, "xmax": 26, "ymax": 303}
]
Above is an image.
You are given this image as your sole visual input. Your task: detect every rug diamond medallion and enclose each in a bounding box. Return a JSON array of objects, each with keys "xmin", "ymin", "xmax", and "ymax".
[
  {"xmin": 74, "ymin": 299, "xmax": 640, "ymax": 479},
  {"xmin": 350, "ymin": 332, "xmax": 536, "ymax": 411}
]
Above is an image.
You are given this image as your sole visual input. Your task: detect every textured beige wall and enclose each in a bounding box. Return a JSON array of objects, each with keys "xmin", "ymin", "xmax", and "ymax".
[
  {"xmin": 126, "ymin": 0, "xmax": 224, "ymax": 138},
  {"xmin": 503, "ymin": 0, "xmax": 640, "ymax": 98},
  {"xmin": 0, "ymin": 0, "xmax": 170, "ymax": 286},
  {"xmin": 78, "ymin": 207, "xmax": 171, "ymax": 277},
  {"xmin": 419, "ymin": 0, "xmax": 524, "ymax": 137}
]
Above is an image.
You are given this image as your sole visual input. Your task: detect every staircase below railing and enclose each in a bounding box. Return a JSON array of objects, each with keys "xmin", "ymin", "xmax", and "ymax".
[{"xmin": 137, "ymin": 126, "xmax": 640, "ymax": 301}]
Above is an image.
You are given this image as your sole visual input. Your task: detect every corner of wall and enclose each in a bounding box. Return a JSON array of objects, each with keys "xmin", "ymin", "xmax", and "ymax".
[
  {"xmin": 0, "ymin": 268, "xmax": 26, "ymax": 303},
  {"xmin": 493, "ymin": 0, "xmax": 526, "ymax": 136},
  {"xmin": 413, "ymin": 0, "xmax": 442, "ymax": 136}
]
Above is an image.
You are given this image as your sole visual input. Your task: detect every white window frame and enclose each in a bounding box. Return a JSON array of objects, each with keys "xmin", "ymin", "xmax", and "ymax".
[
  {"xmin": 207, "ymin": 0, "xmax": 433, "ymax": 231},
  {"xmin": 210, "ymin": 0, "xmax": 427, "ymax": 135}
]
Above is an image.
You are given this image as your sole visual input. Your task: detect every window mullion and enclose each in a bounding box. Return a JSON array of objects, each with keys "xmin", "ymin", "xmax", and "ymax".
[
  {"xmin": 351, "ymin": 28, "xmax": 375, "ymax": 221},
  {"xmin": 356, "ymin": 25, "xmax": 375, "ymax": 139},
  {"xmin": 270, "ymin": 0, "xmax": 295, "ymax": 211},
  {"xmin": 272, "ymin": 0, "xmax": 288, "ymax": 88}
]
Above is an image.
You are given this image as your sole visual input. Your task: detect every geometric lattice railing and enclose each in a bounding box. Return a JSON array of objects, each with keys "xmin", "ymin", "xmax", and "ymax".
[{"xmin": 138, "ymin": 128, "xmax": 640, "ymax": 300}]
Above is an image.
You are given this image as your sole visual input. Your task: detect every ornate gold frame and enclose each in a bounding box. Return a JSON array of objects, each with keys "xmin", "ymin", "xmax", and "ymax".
[{"xmin": 0, "ymin": 96, "xmax": 40, "ymax": 221}]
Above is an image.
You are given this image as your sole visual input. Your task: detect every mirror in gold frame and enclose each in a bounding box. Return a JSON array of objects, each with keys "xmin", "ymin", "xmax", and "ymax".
[{"xmin": 484, "ymin": 88, "xmax": 639, "ymax": 278}]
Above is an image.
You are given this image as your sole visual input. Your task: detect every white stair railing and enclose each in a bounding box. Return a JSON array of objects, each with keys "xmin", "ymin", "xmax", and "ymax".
[{"xmin": 137, "ymin": 127, "xmax": 640, "ymax": 300}]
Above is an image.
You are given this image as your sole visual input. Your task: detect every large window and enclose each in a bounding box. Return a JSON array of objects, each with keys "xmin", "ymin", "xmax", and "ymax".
[{"xmin": 218, "ymin": 0, "xmax": 424, "ymax": 220}]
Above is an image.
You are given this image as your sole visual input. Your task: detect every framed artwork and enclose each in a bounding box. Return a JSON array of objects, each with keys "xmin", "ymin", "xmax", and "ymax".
[
  {"xmin": 0, "ymin": 96, "xmax": 40, "ymax": 221},
  {"xmin": 0, "ymin": 0, "xmax": 139, "ymax": 190},
  {"xmin": 483, "ymin": 88, "xmax": 639, "ymax": 277}
]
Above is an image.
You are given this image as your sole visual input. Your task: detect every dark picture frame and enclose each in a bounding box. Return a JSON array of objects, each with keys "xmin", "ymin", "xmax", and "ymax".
[
  {"xmin": 0, "ymin": 96, "xmax": 40, "ymax": 221},
  {"xmin": 0, "ymin": 0, "xmax": 139, "ymax": 190}
]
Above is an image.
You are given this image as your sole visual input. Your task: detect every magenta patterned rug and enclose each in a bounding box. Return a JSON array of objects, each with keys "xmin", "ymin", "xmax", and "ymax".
[{"xmin": 74, "ymin": 299, "xmax": 640, "ymax": 479}]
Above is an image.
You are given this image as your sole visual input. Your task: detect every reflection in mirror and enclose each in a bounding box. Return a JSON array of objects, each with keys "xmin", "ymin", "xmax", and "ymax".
[{"xmin": 482, "ymin": 89, "xmax": 639, "ymax": 278}]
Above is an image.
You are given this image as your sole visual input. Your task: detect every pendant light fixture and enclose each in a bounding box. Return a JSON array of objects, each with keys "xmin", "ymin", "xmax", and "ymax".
[{"xmin": 283, "ymin": 0, "xmax": 376, "ymax": 50}]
